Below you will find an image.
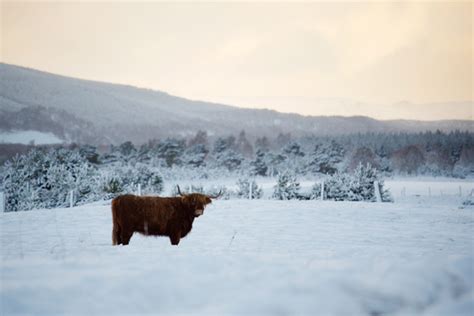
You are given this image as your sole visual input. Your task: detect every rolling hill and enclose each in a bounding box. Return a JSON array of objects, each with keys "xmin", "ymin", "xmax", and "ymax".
[{"xmin": 1, "ymin": 63, "xmax": 472, "ymax": 144}]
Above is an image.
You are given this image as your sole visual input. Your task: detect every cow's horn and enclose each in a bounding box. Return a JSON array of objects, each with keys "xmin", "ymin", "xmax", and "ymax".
[
  {"xmin": 209, "ymin": 190, "xmax": 223, "ymax": 199},
  {"xmin": 176, "ymin": 185, "xmax": 184, "ymax": 196}
]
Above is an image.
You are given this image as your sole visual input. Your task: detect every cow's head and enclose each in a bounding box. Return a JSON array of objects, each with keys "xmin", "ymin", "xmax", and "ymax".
[{"xmin": 177, "ymin": 186, "xmax": 221, "ymax": 217}]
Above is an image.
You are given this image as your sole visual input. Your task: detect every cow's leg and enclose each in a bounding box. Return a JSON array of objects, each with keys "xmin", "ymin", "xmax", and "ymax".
[
  {"xmin": 121, "ymin": 230, "xmax": 133, "ymax": 245},
  {"xmin": 170, "ymin": 230, "xmax": 181, "ymax": 245},
  {"xmin": 112, "ymin": 224, "xmax": 122, "ymax": 245}
]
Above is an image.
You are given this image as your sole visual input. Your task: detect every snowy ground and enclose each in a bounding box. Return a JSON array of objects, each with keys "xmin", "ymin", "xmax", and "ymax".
[
  {"xmin": 1, "ymin": 180, "xmax": 473, "ymax": 315},
  {"xmin": 0, "ymin": 130, "xmax": 64, "ymax": 145}
]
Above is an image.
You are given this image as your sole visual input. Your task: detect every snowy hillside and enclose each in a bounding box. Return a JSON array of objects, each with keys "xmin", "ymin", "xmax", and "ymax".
[
  {"xmin": 1, "ymin": 63, "xmax": 472, "ymax": 144},
  {"xmin": 1, "ymin": 191, "xmax": 473, "ymax": 315}
]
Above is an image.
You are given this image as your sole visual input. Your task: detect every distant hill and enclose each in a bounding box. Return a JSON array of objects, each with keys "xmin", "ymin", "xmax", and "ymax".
[{"xmin": 1, "ymin": 63, "xmax": 472, "ymax": 144}]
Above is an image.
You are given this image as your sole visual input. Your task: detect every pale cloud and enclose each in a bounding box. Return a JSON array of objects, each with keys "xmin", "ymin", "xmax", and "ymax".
[
  {"xmin": 330, "ymin": 3, "xmax": 427, "ymax": 74},
  {"xmin": 217, "ymin": 35, "xmax": 260, "ymax": 61}
]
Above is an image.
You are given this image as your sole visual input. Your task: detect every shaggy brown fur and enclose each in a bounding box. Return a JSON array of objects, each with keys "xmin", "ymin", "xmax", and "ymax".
[{"xmin": 111, "ymin": 193, "xmax": 213, "ymax": 246}]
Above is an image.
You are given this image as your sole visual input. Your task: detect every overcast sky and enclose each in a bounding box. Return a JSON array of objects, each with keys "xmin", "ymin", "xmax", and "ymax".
[{"xmin": 1, "ymin": 1, "xmax": 472, "ymax": 120}]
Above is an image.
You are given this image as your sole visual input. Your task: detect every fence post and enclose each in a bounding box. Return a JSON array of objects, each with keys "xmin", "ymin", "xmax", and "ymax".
[
  {"xmin": 249, "ymin": 181, "xmax": 253, "ymax": 200},
  {"xmin": 69, "ymin": 190, "xmax": 74, "ymax": 208},
  {"xmin": 0, "ymin": 192, "xmax": 5, "ymax": 212},
  {"xmin": 374, "ymin": 181, "xmax": 382, "ymax": 202},
  {"xmin": 459, "ymin": 186, "xmax": 462, "ymax": 197},
  {"xmin": 138, "ymin": 183, "xmax": 142, "ymax": 196},
  {"xmin": 320, "ymin": 181, "xmax": 325, "ymax": 201}
]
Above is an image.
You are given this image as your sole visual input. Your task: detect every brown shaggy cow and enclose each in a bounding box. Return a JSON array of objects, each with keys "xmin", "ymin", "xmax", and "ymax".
[{"xmin": 111, "ymin": 187, "xmax": 219, "ymax": 246}]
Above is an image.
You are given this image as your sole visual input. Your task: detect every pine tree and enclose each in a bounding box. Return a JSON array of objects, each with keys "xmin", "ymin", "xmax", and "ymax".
[
  {"xmin": 250, "ymin": 149, "xmax": 268, "ymax": 176},
  {"xmin": 236, "ymin": 130, "xmax": 254, "ymax": 158},
  {"xmin": 98, "ymin": 162, "xmax": 164, "ymax": 198},
  {"xmin": 184, "ymin": 144, "xmax": 209, "ymax": 167},
  {"xmin": 211, "ymin": 136, "xmax": 242, "ymax": 171},
  {"xmin": 1, "ymin": 148, "xmax": 100, "ymax": 211},
  {"xmin": 272, "ymin": 172, "xmax": 300, "ymax": 200},
  {"xmin": 188, "ymin": 130, "xmax": 208, "ymax": 147},
  {"xmin": 307, "ymin": 140, "xmax": 344, "ymax": 175},
  {"xmin": 157, "ymin": 138, "xmax": 185, "ymax": 167},
  {"xmin": 317, "ymin": 163, "xmax": 392, "ymax": 202},
  {"xmin": 118, "ymin": 141, "xmax": 137, "ymax": 160},
  {"xmin": 283, "ymin": 141, "xmax": 305, "ymax": 158},
  {"xmin": 236, "ymin": 178, "xmax": 263, "ymax": 199},
  {"xmin": 218, "ymin": 150, "xmax": 243, "ymax": 171},
  {"xmin": 255, "ymin": 136, "xmax": 270, "ymax": 152}
]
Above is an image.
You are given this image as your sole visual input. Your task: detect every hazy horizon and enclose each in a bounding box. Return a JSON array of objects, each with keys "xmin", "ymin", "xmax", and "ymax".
[{"xmin": 1, "ymin": 2, "xmax": 472, "ymax": 120}]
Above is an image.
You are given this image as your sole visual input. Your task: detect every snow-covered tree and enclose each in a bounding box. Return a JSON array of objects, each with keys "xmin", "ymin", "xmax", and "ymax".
[
  {"xmin": 391, "ymin": 145, "xmax": 425, "ymax": 175},
  {"xmin": 184, "ymin": 144, "xmax": 209, "ymax": 167},
  {"xmin": 313, "ymin": 163, "xmax": 392, "ymax": 202},
  {"xmin": 1, "ymin": 148, "xmax": 100, "ymax": 211},
  {"xmin": 266, "ymin": 153, "xmax": 286, "ymax": 177},
  {"xmin": 250, "ymin": 149, "xmax": 268, "ymax": 176},
  {"xmin": 100, "ymin": 163, "xmax": 164, "ymax": 197},
  {"xmin": 157, "ymin": 138, "xmax": 185, "ymax": 167},
  {"xmin": 347, "ymin": 147, "xmax": 379, "ymax": 171},
  {"xmin": 453, "ymin": 145, "xmax": 474, "ymax": 178},
  {"xmin": 118, "ymin": 141, "xmax": 136, "ymax": 157},
  {"xmin": 236, "ymin": 130, "xmax": 254, "ymax": 158},
  {"xmin": 213, "ymin": 136, "xmax": 236, "ymax": 154},
  {"xmin": 281, "ymin": 141, "xmax": 306, "ymax": 173},
  {"xmin": 102, "ymin": 177, "xmax": 123, "ymax": 196},
  {"xmin": 78, "ymin": 145, "xmax": 100, "ymax": 164},
  {"xmin": 211, "ymin": 137, "xmax": 243, "ymax": 171},
  {"xmin": 188, "ymin": 130, "xmax": 208, "ymax": 147},
  {"xmin": 255, "ymin": 136, "xmax": 271, "ymax": 152},
  {"xmin": 307, "ymin": 140, "xmax": 344, "ymax": 175},
  {"xmin": 272, "ymin": 172, "xmax": 300, "ymax": 200},
  {"xmin": 217, "ymin": 150, "xmax": 243, "ymax": 171},
  {"xmin": 283, "ymin": 141, "xmax": 305, "ymax": 158},
  {"xmin": 236, "ymin": 177, "xmax": 263, "ymax": 199},
  {"xmin": 276, "ymin": 133, "xmax": 291, "ymax": 147}
]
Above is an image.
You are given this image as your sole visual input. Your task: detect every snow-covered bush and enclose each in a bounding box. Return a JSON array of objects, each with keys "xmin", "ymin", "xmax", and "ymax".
[
  {"xmin": 236, "ymin": 178, "xmax": 263, "ymax": 199},
  {"xmin": 309, "ymin": 182, "xmax": 324, "ymax": 200},
  {"xmin": 102, "ymin": 177, "xmax": 123, "ymax": 195},
  {"xmin": 1, "ymin": 147, "xmax": 166, "ymax": 211},
  {"xmin": 461, "ymin": 197, "xmax": 474, "ymax": 207},
  {"xmin": 311, "ymin": 163, "xmax": 392, "ymax": 202},
  {"xmin": 2, "ymin": 148, "xmax": 100, "ymax": 211},
  {"xmin": 272, "ymin": 172, "xmax": 301, "ymax": 200},
  {"xmin": 100, "ymin": 163, "xmax": 164, "ymax": 197}
]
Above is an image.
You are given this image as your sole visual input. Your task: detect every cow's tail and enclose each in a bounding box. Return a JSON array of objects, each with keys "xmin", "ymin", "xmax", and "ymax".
[{"xmin": 111, "ymin": 197, "xmax": 122, "ymax": 245}]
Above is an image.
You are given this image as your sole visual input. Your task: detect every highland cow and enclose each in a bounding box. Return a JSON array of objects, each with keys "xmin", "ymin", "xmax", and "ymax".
[{"xmin": 111, "ymin": 187, "xmax": 219, "ymax": 246}]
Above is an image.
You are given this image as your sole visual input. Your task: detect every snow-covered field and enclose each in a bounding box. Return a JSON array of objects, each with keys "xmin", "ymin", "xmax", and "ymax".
[
  {"xmin": 1, "ymin": 180, "xmax": 473, "ymax": 315},
  {"xmin": 0, "ymin": 130, "xmax": 64, "ymax": 145}
]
